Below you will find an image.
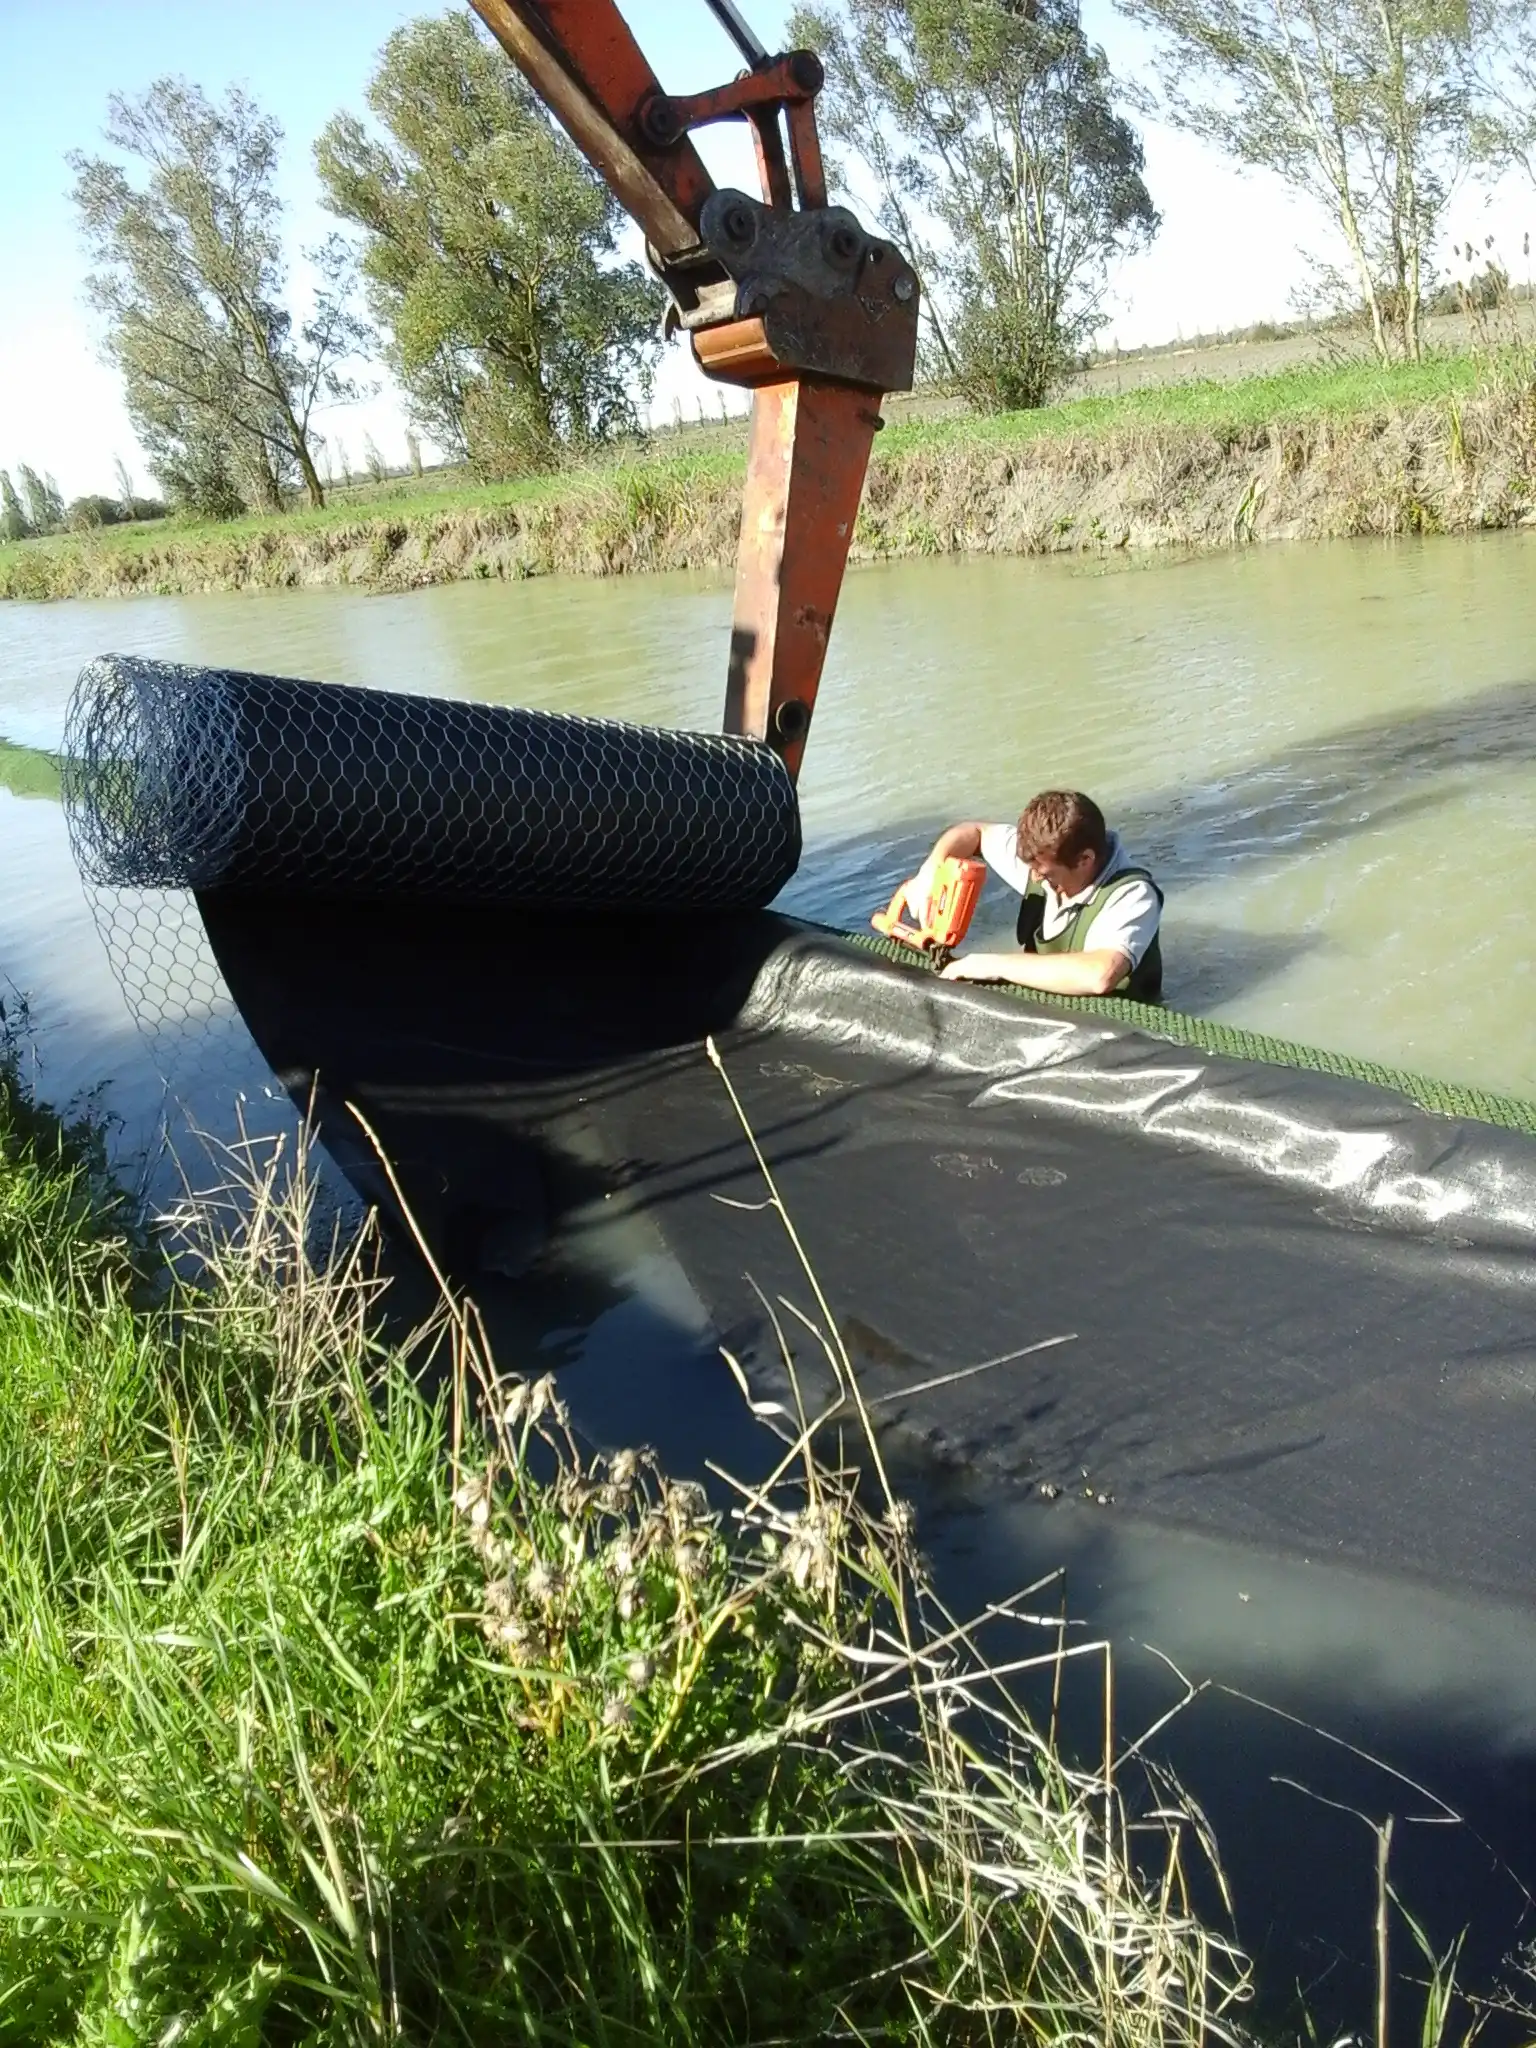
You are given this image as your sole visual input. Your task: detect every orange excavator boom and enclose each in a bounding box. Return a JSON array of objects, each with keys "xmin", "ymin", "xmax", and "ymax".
[{"xmin": 468, "ymin": 0, "xmax": 921, "ymax": 780}]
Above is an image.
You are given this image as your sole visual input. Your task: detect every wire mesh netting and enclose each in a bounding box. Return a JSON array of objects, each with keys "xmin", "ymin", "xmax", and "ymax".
[
  {"xmin": 63, "ymin": 655, "xmax": 802, "ymax": 906},
  {"xmin": 59, "ymin": 653, "xmax": 800, "ymax": 1185}
]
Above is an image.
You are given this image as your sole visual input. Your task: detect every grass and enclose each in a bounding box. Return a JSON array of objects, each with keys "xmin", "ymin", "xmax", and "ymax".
[
  {"xmin": 877, "ymin": 351, "xmax": 1489, "ymax": 456},
  {"xmin": 0, "ymin": 1046, "xmax": 1249, "ymax": 2044},
  {"xmin": 5, "ymin": 346, "xmax": 1533, "ymax": 602},
  {"xmin": 0, "ymin": 739, "xmax": 61, "ymax": 802},
  {"xmin": 0, "ymin": 448, "xmax": 741, "ymax": 564}
]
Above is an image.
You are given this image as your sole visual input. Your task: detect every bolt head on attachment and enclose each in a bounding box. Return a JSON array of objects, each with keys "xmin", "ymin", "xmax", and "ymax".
[
  {"xmin": 788, "ymin": 49, "xmax": 825, "ymax": 94},
  {"xmin": 640, "ymin": 96, "xmax": 685, "ymax": 147},
  {"xmin": 893, "ymin": 272, "xmax": 916, "ymax": 303},
  {"xmin": 721, "ymin": 201, "xmax": 757, "ymax": 246}
]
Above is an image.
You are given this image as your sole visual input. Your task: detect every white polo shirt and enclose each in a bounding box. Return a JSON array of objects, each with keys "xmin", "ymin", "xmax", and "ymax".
[{"xmin": 978, "ymin": 825, "xmax": 1161, "ymax": 967}]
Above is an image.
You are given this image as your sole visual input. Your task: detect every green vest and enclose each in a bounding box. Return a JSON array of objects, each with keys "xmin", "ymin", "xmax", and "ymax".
[{"xmin": 1016, "ymin": 864, "xmax": 1164, "ymax": 1003}]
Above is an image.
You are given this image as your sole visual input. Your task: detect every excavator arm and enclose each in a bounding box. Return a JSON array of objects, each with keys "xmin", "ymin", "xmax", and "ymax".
[{"xmin": 468, "ymin": 0, "xmax": 921, "ymax": 780}]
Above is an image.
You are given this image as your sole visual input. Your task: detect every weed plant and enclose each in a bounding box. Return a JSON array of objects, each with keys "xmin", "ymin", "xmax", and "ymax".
[{"xmin": 0, "ymin": 1057, "xmax": 1248, "ymax": 2043}]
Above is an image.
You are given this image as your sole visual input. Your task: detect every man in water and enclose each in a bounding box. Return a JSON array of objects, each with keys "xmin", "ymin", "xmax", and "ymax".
[{"xmin": 922, "ymin": 789, "xmax": 1164, "ymax": 1002}]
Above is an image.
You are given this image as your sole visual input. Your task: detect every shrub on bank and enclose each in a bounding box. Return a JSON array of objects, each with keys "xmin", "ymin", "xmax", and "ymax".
[{"xmin": 0, "ymin": 1063, "xmax": 1241, "ymax": 2043}]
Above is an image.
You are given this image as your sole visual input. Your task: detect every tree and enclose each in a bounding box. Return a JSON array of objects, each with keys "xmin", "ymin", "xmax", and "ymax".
[
  {"xmin": 1116, "ymin": 0, "xmax": 1492, "ymax": 362},
  {"xmin": 67, "ymin": 495, "xmax": 117, "ymax": 532},
  {"xmin": 71, "ymin": 80, "xmax": 366, "ymax": 513},
  {"xmin": 16, "ymin": 466, "xmax": 65, "ymax": 536},
  {"xmin": 1476, "ymin": 8, "xmax": 1536, "ymax": 193},
  {"xmin": 126, "ymin": 370, "xmax": 252, "ymax": 520},
  {"xmin": 792, "ymin": 0, "xmax": 1157, "ymax": 410},
  {"xmin": 112, "ymin": 454, "xmax": 136, "ymax": 519},
  {"xmin": 0, "ymin": 472, "xmax": 31, "ymax": 543},
  {"xmin": 315, "ymin": 13, "xmax": 660, "ymax": 477}
]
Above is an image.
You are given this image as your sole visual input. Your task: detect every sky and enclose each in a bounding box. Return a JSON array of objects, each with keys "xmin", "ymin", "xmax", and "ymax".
[{"xmin": 1, "ymin": 0, "xmax": 1532, "ymax": 501}]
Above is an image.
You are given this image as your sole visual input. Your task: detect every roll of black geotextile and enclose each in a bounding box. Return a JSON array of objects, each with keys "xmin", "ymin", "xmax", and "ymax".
[{"xmin": 62, "ymin": 654, "xmax": 801, "ymax": 909}]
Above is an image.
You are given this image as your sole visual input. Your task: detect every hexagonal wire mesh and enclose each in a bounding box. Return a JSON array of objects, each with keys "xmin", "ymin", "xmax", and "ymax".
[
  {"xmin": 64, "ymin": 655, "xmax": 802, "ymax": 904},
  {"xmin": 60, "ymin": 655, "xmax": 802, "ymax": 1173}
]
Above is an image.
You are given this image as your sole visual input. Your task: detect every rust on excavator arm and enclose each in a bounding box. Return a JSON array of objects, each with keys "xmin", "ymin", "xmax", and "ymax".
[
  {"xmin": 469, "ymin": 0, "xmax": 714, "ymax": 258},
  {"xmin": 725, "ymin": 379, "xmax": 881, "ymax": 782},
  {"xmin": 468, "ymin": 0, "xmax": 921, "ymax": 781}
]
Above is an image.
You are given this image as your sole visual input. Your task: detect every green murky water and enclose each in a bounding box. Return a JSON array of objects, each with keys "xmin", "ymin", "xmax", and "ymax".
[{"xmin": 2, "ymin": 532, "xmax": 1534, "ymax": 1102}]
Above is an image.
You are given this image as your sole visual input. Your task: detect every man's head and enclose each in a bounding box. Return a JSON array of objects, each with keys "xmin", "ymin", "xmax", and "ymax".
[{"xmin": 1015, "ymin": 790, "xmax": 1108, "ymax": 895}]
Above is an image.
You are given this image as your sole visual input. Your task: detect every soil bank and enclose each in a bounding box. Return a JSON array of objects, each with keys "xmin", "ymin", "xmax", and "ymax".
[{"xmin": 4, "ymin": 357, "xmax": 1533, "ymax": 602}]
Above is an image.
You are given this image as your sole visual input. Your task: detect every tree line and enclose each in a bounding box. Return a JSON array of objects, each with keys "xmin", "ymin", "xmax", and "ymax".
[
  {"xmin": 22, "ymin": 0, "xmax": 1536, "ymax": 527},
  {"xmin": 0, "ymin": 456, "xmax": 164, "ymax": 543}
]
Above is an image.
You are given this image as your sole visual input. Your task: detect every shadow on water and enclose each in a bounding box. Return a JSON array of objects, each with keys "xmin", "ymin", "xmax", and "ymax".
[
  {"xmin": 788, "ymin": 674, "xmax": 1536, "ymax": 903},
  {"xmin": 1123, "ymin": 676, "xmax": 1536, "ymax": 887},
  {"xmin": 918, "ymin": 1485, "xmax": 1536, "ymax": 2040}
]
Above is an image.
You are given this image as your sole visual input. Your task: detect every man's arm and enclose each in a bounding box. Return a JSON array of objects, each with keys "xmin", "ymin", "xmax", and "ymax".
[
  {"xmin": 940, "ymin": 948, "xmax": 1132, "ymax": 996},
  {"xmin": 926, "ymin": 821, "xmax": 985, "ymax": 864}
]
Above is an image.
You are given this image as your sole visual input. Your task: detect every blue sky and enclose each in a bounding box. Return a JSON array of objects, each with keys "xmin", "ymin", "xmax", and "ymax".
[{"xmin": 2, "ymin": 0, "xmax": 1529, "ymax": 499}]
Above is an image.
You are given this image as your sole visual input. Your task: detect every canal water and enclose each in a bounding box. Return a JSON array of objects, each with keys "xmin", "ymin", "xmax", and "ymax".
[
  {"xmin": 4, "ymin": 532, "xmax": 1536, "ymax": 1118},
  {"xmin": 4, "ymin": 535, "xmax": 1536, "ymax": 2026}
]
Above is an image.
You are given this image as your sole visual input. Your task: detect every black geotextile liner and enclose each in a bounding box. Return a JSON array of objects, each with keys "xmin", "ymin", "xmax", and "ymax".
[
  {"xmin": 196, "ymin": 893, "xmax": 1536, "ymax": 1610},
  {"xmin": 64, "ymin": 656, "xmax": 800, "ymax": 907}
]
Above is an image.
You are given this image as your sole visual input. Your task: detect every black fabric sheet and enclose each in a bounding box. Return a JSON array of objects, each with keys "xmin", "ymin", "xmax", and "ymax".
[
  {"xmin": 198, "ymin": 896, "xmax": 1536, "ymax": 1606},
  {"xmin": 196, "ymin": 890, "xmax": 1536, "ymax": 2016}
]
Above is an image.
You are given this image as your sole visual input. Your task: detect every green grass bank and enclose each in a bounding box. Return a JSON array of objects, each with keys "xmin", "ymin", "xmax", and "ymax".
[
  {"xmin": 0, "ymin": 740, "xmax": 60, "ymax": 800},
  {"xmin": 5, "ymin": 353, "xmax": 1535, "ymax": 602},
  {"xmin": 0, "ymin": 1055, "xmax": 1245, "ymax": 2043}
]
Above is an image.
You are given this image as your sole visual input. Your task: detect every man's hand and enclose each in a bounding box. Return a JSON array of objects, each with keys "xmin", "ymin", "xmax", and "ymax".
[
  {"xmin": 940, "ymin": 947, "xmax": 1133, "ymax": 995},
  {"xmin": 907, "ymin": 822, "xmax": 989, "ymax": 922},
  {"xmin": 939, "ymin": 952, "xmax": 1011, "ymax": 982}
]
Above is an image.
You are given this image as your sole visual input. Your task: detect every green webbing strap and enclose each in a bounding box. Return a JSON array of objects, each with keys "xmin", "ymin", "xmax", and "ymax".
[{"xmin": 839, "ymin": 927, "xmax": 1536, "ymax": 1138}]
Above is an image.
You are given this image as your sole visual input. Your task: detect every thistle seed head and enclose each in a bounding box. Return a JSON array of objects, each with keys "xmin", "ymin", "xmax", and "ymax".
[
  {"xmin": 452, "ymin": 1471, "xmax": 489, "ymax": 1520},
  {"xmin": 525, "ymin": 1557, "xmax": 565, "ymax": 1607},
  {"xmin": 528, "ymin": 1375, "xmax": 570, "ymax": 1430},
  {"xmin": 665, "ymin": 1480, "xmax": 709, "ymax": 1532},
  {"xmin": 483, "ymin": 1611, "xmax": 532, "ymax": 1656}
]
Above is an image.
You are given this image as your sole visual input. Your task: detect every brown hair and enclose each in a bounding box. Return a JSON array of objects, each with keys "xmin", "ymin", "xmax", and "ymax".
[{"xmin": 1015, "ymin": 790, "xmax": 1107, "ymax": 869}]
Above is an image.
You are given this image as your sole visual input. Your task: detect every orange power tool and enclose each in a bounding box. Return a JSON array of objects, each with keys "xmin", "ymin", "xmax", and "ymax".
[{"xmin": 871, "ymin": 855, "xmax": 986, "ymax": 965}]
